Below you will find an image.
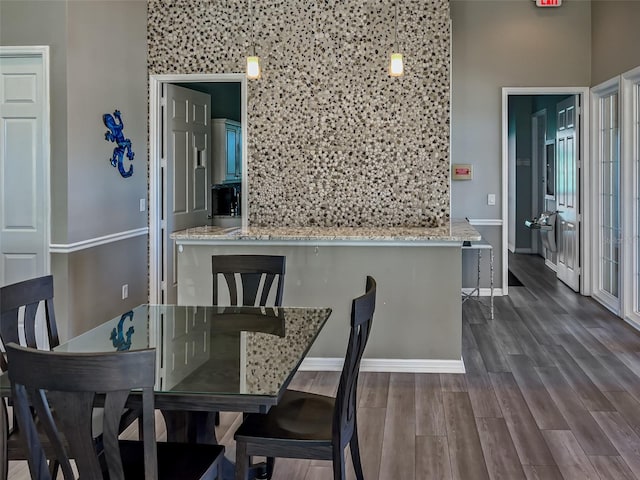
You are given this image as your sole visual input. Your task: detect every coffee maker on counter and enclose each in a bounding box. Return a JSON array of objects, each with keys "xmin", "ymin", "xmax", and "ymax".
[{"xmin": 211, "ymin": 183, "xmax": 241, "ymax": 226}]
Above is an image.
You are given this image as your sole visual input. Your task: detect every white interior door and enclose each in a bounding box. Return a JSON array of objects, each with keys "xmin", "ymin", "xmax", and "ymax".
[
  {"xmin": 0, "ymin": 49, "xmax": 49, "ymax": 286},
  {"xmin": 162, "ymin": 84, "xmax": 210, "ymax": 304},
  {"xmin": 556, "ymin": 95, "xmax": 580, "ymax": 291}
]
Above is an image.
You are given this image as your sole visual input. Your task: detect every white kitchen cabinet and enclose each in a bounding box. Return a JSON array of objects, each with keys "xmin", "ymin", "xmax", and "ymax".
[{"xmin": 212, "ymin": 118, "xmax": 242, "ymax": 184}]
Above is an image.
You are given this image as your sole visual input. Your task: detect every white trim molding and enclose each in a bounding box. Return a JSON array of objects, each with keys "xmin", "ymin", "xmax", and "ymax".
[
  {"xmin": 1, "ymin": 46, "xmax": 51, "ymax": 275},
  {"xmin": 149, "ymin": 73, "xmax": 248, "ymax": 304},
  {"xmin": 622, "ymin": 65, "xmax": 640, "ymax": 326},
  {"xmin": 502, "ymin": 87, "xmax": 591, "ymax": 299},
  {"xmin": 591, "ymin": 77, "xmax": 622, "ymax": 315},
  {"xmin": 462, "ymin": 287, "xmax": 504, "ymax": 297},
  {"xmin": 466, "ymin": 218, "xmax": 503, "ymax": 226},
  {"xmin": 50, "ymin": 228, "xmax": 148, "ymax": 253},
  {"xmin": 299, "ymin": 357, "xmax": 466, "ymax": 373}
]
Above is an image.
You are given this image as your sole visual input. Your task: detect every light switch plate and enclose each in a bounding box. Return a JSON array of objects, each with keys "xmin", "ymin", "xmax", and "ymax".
[
  {"xmin": 139, "ymin": 198, "xmax": 146, "ymax": 212},
  {"xmin": 488, "ymin": 194, "xmax": 496, "ymax": 205}
]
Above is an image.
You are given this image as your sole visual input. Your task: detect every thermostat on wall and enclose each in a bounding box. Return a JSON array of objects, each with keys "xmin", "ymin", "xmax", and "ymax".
[{"xmin": 452, "ymin": 164, "xmax": 472, "ymax": 181}]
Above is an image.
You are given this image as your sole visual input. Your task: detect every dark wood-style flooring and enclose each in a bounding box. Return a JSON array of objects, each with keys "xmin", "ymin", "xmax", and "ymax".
[{"xmin": 10, "ymin": 253, "xmax": 640, "ymax": 479}]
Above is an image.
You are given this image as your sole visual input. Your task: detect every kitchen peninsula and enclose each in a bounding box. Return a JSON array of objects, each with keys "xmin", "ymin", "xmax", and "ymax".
[{"xmin": 171, "ymin": 219, "xmax": 481, "ymax": 373}]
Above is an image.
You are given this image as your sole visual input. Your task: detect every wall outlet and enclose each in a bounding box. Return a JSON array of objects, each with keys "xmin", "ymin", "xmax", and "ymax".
[
  {"xmin": 139, "ymin": 198, "xmax": 146, "ymax": 212},
  {"xmin": 122, "ymin": 284, "xmax": 128, "ymax": 299},
  {"xmin": 487, "ymin": 194, "xmax": 496, "ymax": 206}
]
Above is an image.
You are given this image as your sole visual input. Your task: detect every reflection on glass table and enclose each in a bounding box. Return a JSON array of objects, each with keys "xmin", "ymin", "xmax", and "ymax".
[{"xmin": 50, "ymin": 305, "xmax": 331, "ymax": 411}]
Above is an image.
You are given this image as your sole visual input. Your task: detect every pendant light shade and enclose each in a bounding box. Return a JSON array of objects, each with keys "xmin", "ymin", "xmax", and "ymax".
[
  {"xmin": 389, "ymin": 53, "xmax": 404, "ymax": 77},
  {"xmin": 247, "ymin": 56, "xmax": 261, "ymax": 79},
  {"xmin": 389, "ymin": 2, "xmax": 404, "ymax": 77}
]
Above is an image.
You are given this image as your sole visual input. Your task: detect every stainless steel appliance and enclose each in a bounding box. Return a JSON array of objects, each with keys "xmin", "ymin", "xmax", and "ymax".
[{"xmin": 211, "ymin": 183, "xmax": 241, "ymax": 219}]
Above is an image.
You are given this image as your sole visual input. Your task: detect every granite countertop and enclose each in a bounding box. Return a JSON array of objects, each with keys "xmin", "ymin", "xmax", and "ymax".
[{"xmin": 170, "ymin": 219, "xmax": 481, "ymax": 243}]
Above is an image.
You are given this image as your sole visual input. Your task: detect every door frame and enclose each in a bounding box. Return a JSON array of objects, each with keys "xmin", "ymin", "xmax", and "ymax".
[
  {"xmin": 590, "ymin": 77, "xmax": 621, "ymax": 314},
  {"xmin": 0, "ymin": 45, "xmax": 51, "ymax": 281},
  {"xmin": 149, "ymin": 73, "xmax": 247, "ymax": 303},
  {"xmin": 621, "ymin": 65, "xmax": 640, "ymax": 326},
  {"xmin": 501, "ymin": 87, "xmax": 590, "ymax": 296}
]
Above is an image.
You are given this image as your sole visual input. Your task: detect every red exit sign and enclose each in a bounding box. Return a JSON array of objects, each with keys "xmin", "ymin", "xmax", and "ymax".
[
  {"xmin": 536, "ymin": 0, "xmax": 562, "ymax": 7},
  {"xmin": 536, "ymin": 0, "xmax": 562, "ymax": 6}
]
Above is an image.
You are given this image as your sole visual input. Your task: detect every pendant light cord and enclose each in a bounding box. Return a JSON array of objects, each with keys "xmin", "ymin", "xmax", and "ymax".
[
  {"xmin": 394, "ymin": 2, "xmax": 399, "ymax": 52},
  {"xmin": 249, "ymin": 0, "xmax": 256, "ymax": 56}
]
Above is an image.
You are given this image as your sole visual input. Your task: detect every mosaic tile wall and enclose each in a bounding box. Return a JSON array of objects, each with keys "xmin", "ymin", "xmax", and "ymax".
[{"xmin": 148, "ymin": 0, "xmax": 450, "ymax": 227}]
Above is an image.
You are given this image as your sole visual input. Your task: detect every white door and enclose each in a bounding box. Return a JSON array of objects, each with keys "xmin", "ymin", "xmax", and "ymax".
[
  {"xmin": 0, "ymin": 49, "xmax": 49, "ymax": 286},
  {"xmin": 162, "ymin": 84, "xmax": 210, "ymax": 304},
  {"xmin": 556, "ymin": 95, "xmax": 580, "ymax": 291}
]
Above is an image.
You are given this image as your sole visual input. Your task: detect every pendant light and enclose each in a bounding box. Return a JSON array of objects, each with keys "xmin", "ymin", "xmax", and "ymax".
[
  {"xmin": 389, "ymin": 2, "xmax": 404, "ymax": 77},
  {"xmin": 246, "ymin": 0, "xmax": 261, "ymax": 80}
]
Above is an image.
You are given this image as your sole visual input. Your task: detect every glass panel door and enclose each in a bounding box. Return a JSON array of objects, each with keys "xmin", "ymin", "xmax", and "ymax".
[
  {"xmin": 633, "ymin": 80, "xmax": 640, "ymax": 316},
  {"xmin": 599, "ymin": 92, "xmax": 620, "ymax": 298}
]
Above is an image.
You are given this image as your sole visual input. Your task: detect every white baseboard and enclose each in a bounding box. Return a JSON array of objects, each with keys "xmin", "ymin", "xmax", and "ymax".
[
  {"xmin": 466, "ymin": 218, "xmax": 503, "ymax": 226},
  {"xmin": 299, "ymin": 357, "xmax": 466, "ymax": 373},
  {"xmin": 545, "ymin": 258, "xmax": 557, "ymax": 272},
  {"xmin": 462, "ymin": 287, "xmax": 504, "ymax": 297}
]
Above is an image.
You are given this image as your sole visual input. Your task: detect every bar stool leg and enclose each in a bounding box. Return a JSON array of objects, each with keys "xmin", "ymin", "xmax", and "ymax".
[
  {"xmin": 490, "ymin": 246, "xmax": 494, "ymax": 320},
  {"xmin": 477, "ymin": 249, "xmax": 481, "ymax": 300}
]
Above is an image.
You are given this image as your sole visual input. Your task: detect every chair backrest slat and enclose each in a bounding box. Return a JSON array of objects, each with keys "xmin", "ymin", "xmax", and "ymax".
[
  {"xmin": 0, "ymin": 275, "xmax": 59, "ymax": 371},
  {"xmin": 212, "ymin": 255, "xmax": 286, "ymax": 307},
  {"xmin": 6, "ymin": 344, "xmax": 157, "ymax": 480},
  {"xmin": 333, "ymin": 276, "xmax": 376, "ymax": 449}
]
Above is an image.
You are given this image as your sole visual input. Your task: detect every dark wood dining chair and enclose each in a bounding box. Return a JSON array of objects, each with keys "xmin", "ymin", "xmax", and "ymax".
[
  {"xmin": 212, "ymin": 255, "xmax": 286, "ymax": 307},
  {"xmin": 209, "ymin": 255, "xmax": 286, "ymax": 431},
  {"xmin": 0, "ymin": 275, "xmax": 138, "ymax": 479},
  {"xmin": 234, "ymin": 276, "xmax": 377, "ymax": 480},
  {"xmin": 6, "ymin": 343, "xmax": 225, "ymax": 480},
  {"xmin": 1, "ymin": 275, "xmax": 59, "ymax": 480}
]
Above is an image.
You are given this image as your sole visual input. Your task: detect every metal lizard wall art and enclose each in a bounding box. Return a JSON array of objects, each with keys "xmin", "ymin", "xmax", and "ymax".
[{"xmin": 103, "ymin": 109, "xmax": 134, "ymax": 178}]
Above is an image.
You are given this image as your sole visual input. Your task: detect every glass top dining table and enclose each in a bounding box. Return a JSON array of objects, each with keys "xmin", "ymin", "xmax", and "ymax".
[{"xmin": 1, "ymin": 304, "xmax": 332, "ymax": 415}]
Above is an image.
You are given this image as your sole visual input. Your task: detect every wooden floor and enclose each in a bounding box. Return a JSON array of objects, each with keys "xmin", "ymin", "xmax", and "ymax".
[{"xmin": 10, "ymin": 252, "xmax": 640, "ymax": 479}]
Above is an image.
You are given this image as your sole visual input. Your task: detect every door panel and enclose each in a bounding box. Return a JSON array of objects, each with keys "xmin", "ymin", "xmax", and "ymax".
[
  {"xmin": 163, "ymin": 84, "xmax": 210, "ymax": 304},
  {"xmin": 0, "ymin": 53, "xmax": 47, "ymax": 286},
  {"xmin": 556, "ymin": 95, "xmax": 580, "ymax": 291}
]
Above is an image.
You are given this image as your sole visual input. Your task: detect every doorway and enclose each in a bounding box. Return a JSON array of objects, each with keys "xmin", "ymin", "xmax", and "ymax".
[
  {"xmin": 149, "ymin": 74, "xmax": 247, "ymax": 304},
  {"xmin": 0, "ymin": 46, "xmax": 51, "ymax": 286},
  {"xmin": 501, "ymin": 87, "xmax": 590, "ymax": 295}
]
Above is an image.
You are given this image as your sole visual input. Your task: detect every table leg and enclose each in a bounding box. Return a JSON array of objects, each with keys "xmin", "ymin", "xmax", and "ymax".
[
  {"xmin": 161, "ymin": 410, "xmax": 217, "ymax": 444},
  {"xmin": 490, "ymin": 247, "xmax": 494, "ymax": 320},
  {"xmin": 477, "ymin": 249, "xmax": 481, "ymax": 299},
  {"xmin": 160, "ymin": 410, "xmax": 265, "ymax": 480}
]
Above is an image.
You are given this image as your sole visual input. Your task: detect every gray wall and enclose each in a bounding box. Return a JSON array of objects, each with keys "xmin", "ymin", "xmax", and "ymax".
[
  {"xmin": 1, "ymin": 0, "xmax": 148, "ymax": 340},
  {"xmin": 179, "ymin": 243, "xmax": 463, "ymax": 361},
  {"xmin": 66, "ymin": 0, "xmax": 148, "ymax": 242},
  {"xmin": 0, "ymin": 0, "xmax": 69, "ymax": 243},
  {"xmin": 591, "ymin": 0, "xmax": 640, "ymax": 85},
  {"xmin": 451, "ymin": 0, "xmax": 592, "ymax": 286}
]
